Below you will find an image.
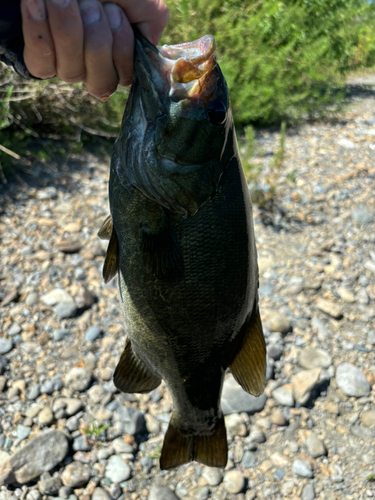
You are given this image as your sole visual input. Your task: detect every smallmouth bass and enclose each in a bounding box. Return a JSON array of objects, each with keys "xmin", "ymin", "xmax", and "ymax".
[{"xmin": 99, "ymin": 28, "xmax": 266, "ymax": 470}]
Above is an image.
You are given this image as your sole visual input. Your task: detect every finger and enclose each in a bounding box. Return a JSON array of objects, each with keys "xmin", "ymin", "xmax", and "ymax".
[
  {"xmin": 103, "ymin": 3, "xmax": 134, "ymax": 87},
  {"xmin": 98, "ymin": 0, "xmax": 170, "ymax": 45},
  {"xmin": 78, "ymin": 0, "xmax": 119, "ymax": 100},
  {"xmin": 45, "ymin": 0, "xmax": 85, "ymax": 83},
  {"xmin": 21, "ymin": 0, "xmax": 56, "ymax": 79}
]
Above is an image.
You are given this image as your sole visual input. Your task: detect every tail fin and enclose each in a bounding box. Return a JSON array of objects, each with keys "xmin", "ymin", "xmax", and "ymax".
[{"xmin": 159, "ymin": 415, "xmax": 227, "ymax": 470}]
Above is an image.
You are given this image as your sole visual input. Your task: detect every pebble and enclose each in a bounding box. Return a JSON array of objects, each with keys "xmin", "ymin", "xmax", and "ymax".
[
  {"xmin": 336, "ymin": 363, "xmax": 371, "ymax": 397},
  {"xmin": 148, "ymin": 486, "xmax": 178, "ymax": 500},
  {"xmin": 225, "ymin": 413, "xmax": 247, "ymax": 436},
  {"xmin": 292, "ymin": 459, "xmax": 314, "ymax": 478},
  {"xmin": 91, "ymin": 488, "xmax": 111, "ymax": 500},
  {"xmin": 104, "ymin": 455, "xmax": 131, "ymax": 483},
  {"xmin": 41, "ymin": 288, "xmax": 77, "ymax": 319},
  {"xmin": 38, "ymin": 406, "xmax": 54, "ymax": 426},
  {"xmin": 315, "ymin": 298, "xmax": 343, "ymax": 319},
  {"xmin": 84, "ymin": 326, "xmax": 102, "ymax": 342},
  {"xmin": 202, "ymin": 467, "xmax": 223, "ymax": 486},
  {"xmin": 113, "ymin": 406, "xmax": 145, "ymax": 435},
  {"xmin": 221, "ymin": 375, "xmax": 267, "ymax": 415},
  {"xmin": 361, "ymin": 410, "xmax": 375, "ymax": 427},
  {"xmin": 26, "ymin": 383, "xmax": 40, "ymax": 400},
  {"xmin": 38, "ymin": 476, "xmax": 62, "ymax": 496},
  {"xmin": 61, "ymin": 462, "xmax": 91, "ymax": 488},
  {"xmin": 292, "ymin": 368, "xmax": 321, "ymax": 405},
  {"xmin": 352, "ymin": 205, "xmax": 374, "ymax": 224},
  {"xmin": 272, "ymin": 384, "xmax": 294, "ymax": 407},
  {"xmin": 0, "ymin": 339, "xmax": 13, "ymax": 355},
  {"xmin": 337, "ymin": 286, "xmax": 355, "ymax": 303},
  {"xmin": 223, "ymin": 470, "xmax": 245, "ymax": 494},
  {"xmin": 264, "ymin": 311, "xmax": 291, "ymax": 334},
  {"xmin": 306, "ymin": 433, "xmax": 326, "ymax": 458},
  {"xmin": 0, "ymin": 430, "xmax": 69, "ymax": 485},
  {"xmin": 302, "ymin": 483, "xmax": 315, "ymax": 500},
  {"xmin": 241, "ymin": 451, "xmax": 256, "ymax": 468},
  {"xmin": 41, "ymin": 375, "xmax": 63, "ymax": 394},
  {"xmin": 298, "ymin": 348, "xmax": 332, "ymax": 370},
  {"xmin": 64, "ymin": 368, "xmax": 92, "ymax": 392}
]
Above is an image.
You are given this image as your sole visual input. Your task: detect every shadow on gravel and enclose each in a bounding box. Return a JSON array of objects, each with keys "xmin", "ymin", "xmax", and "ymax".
[
  {"xmin": 0, "ymin": 139, "xmax": 114, "ymax": 212},
  {"xmin": 344, "ymin": 83, "xmax": 375, "ymax": 101}
]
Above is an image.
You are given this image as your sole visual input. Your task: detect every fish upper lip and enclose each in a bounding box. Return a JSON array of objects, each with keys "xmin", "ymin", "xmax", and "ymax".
[{"xmin": 134, "ymin": 27, "xmax": 217, "ymax": 100}]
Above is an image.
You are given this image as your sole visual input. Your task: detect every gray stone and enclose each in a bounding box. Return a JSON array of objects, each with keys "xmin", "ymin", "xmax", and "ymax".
[
  {"xmin": 38, "ymin": 476, "xmax": 62, "ymax": 495},
  {"xmin": 25, "ymin": 292, "xmax": 38, "ymax": 307},
  {"xmin": 58, "ymin": 486, "xmax": 72, "ymax": 499},
  {"xmin": 72, "ymin": 436, "xmax": 91, "ymax": 452},
  {"xmin": 311, "ymin": 316, "xmax": 328, "ymax": 340},
  {"xmin": 273, "ymin": 468, "xmax": 286, "ymax": 481},
  {"xmin": 37, "ymin": 186, "xmax": 57, "ymax": 200},
  {"xmin": 0, "ymin": 339, "xmax": 13, "ymax": 355},
  {"xmin": 225, "ymin": 413, "xmax": 247, "ymax": 436},
  {"xmin": 272, "ymin": 385, "xmax": 294, "ymax": 407},
  {"xmin": 292, "ymin": 368, "xmax": 321, "ymax": 405},
  {"xmin": 8, "ymin": 324, "xmax": 21, "ymax": 336},
  {"xmin": 202, "ymin": 466, "xmax": 223, "ymax": 486},
  {"xmin": 267, "ymin": 344, "xmax": 283, "ymax": 361},
  {"xmin": 61, "ymin": 462, "xmax": 90, "ymax": 488},
  {"xmin": 338, "ymin": 138, "xmax": 355, "ymax": 149},
  {"xmin": 85, "ymin": 326, "xmax": 102, "ymax": 342},
  {"xmin": 298, "ymin": 348, "xmax": 332, "ymax": 370},
  {"xmin": 265, "ymin": 311, "xmax": 291, "ymax": 334},
  {"xmin": 248, "ymin": 428, "xmax": 266, "ymax": 444},
  {"xmin": 302, "ymin": 483, "xmax": 315, "ymax": 500},
  {"xmin": 222, "ymin": 375, "xmax": 267, "ymax": 415},
  {"xmin": 112, "ymin": 438, "xmax": 133, "ymax": 454},
  {"xmin": 26, "ymin": 383, "xmax": 40, "ymax": 400},
  {"xmin": 0, "ymin": 429, "xmax": 69, "ymax": 485},
  {"xmin": 105, "ymin": 455, "xmax": 131, "ymax": 483},
  {"xmin": 64, "ymin": 368, "xmax": 92, "ymax": 392},
  {"xmin": 148, "ymin": 486, "xmax": 178, "ymax": 500},
  {"xmin": 306, "ymin": 433, "xmax": 326, "ymax": 458},
  {"xmin": 223, "ymin": 470, "xmax": 245, "ymax": 494},
  {"xmin": 368, "ymin": 330, "xmax": 375, "ymax": 345},
  {"xmin": 292, "ymin": 459, "xmax": 314, "ymax": 478},
  {"xmin": 52, "ymin": 329, "xmax": 71, "ymax": 342},
  {"xmin": 113, "ymin": 406, "xmax": 145, "ymax": 435},
  {"xmin": 336, "ymin": 363, "xmax": 370, "ymax": 397},
  {"xmin": 38, "ymin": 406, "xmax": 54, "ymax": 426},
  {"xmin": 92, "ymin": 487, "xmax": 111, "ymax": 500},
  {"xmin": 41, "ymin": 375, "xmax": 63, "ymax": 394},
  {"xmin": 361, "ymin": 410, "xmax": 375, "ymax": 427},
  {"xmin": 352, "ymin": 205, "xmax": 374, "ymax": 224},
  {"xmin": 54, "ymin": 302, "xmax": 77, "ymax": 319},
  {"xmin": 16, "ymin": 425, "xmax": 30, "ymax": 441},
  {"xmin": 241, "ymin": 451, "xmax": 256, "ymax": 468},
  {"xmin": 25, "ymin": 491, "xmax": 42, "ymax": 500}
]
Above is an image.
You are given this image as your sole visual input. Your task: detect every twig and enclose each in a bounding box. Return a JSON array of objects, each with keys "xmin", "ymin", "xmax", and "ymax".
[{"xmin": 0, "ymin": 143, "xmax": 21, "ymax": 160}]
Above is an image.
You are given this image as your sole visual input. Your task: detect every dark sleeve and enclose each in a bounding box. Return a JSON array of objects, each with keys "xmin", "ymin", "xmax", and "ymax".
[{"xmin": 0, "ymin": 2, "xmax": 36, "ymax": 79}]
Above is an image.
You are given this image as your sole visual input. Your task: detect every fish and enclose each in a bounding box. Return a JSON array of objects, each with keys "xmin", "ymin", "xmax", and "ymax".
[{"xmin": 98, "ymin": 27, "xmax": 266, "ymax": 470}]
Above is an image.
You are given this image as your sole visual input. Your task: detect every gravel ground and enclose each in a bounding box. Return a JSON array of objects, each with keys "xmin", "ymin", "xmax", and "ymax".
[{"xmin": 0, "ymin": 86, "xmax": 374, "ymax": 500}]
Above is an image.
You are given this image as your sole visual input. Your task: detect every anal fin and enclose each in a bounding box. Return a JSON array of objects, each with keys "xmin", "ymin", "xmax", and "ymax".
[
  {"xmin": 114, "ymin": 338, "xmax": 161, "ymax": 394},
  {"xmin": 160, "ymin": 415, "xmax": 227, "ymax": 470},
  {"xmin": 229, "ymin": 307, "xmax": 267, "ymax": 396}
]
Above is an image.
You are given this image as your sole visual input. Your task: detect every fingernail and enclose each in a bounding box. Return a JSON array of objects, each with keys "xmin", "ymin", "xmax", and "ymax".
[
  {"xmin": 103, "ymin": 3, "xmax": 122, "ymax": 30},
  {"xmin": 78, "ymin": 0, "xmax": 101, "ymax": 24},
  {"xmin": 27, "ymin": 0, "xmax": 46, "ymax": 21},
  {"xmin": 50, "ymin": 0, "xmax": 71, "ymax": 7}
]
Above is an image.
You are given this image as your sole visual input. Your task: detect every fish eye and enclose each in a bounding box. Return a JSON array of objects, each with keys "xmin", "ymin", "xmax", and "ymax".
[{"xmin": 206, "ymin": 99, "xmax": 227, "ymax": 125}]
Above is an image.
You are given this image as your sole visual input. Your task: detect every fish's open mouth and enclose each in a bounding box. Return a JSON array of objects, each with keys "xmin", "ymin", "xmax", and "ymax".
[{"xmin": 158, "ymin": 36, "xmax": 216, "ymax": 100}]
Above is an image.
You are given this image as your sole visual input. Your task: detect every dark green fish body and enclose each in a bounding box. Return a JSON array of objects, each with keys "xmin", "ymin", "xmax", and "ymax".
[{"xmin": 101, "ymin": 30, "xmax": 266, "ymax": 469}]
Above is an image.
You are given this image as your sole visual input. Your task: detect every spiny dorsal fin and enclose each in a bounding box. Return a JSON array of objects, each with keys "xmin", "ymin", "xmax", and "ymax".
[
  {"xmin": 114, "ymin": 338, "xmax": 161, "ymax": 394},
  {"xmin": 98, "ymin": 215, "xmax": 113, "ymax": 240},
  {"xmin": 160, "ymin": 415, "xmax": 227, "ymax": 470},
  {"xmin": 103, "ymin": 228, "xmax": 119, "ymax": 283},
  {"xmin": 229, "ymin": 307, "xmax": 266, "ymax": 397}
]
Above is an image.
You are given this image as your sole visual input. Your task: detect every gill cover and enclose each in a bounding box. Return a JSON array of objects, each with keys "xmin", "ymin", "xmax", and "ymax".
[{"xmin": 114, "ymin": 28, "xmax": 235, "ymax": 216}]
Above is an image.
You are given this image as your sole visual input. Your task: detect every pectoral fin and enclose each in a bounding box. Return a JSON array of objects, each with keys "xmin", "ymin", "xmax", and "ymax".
[
  {"xmin": 114, "ymin": 338, "xmax": 161, "ymax": 394},
  {"xmin": 141, "ymin": 226, "xmax": 184, "ymax": 281},
  {"xmin": 103, "ymin": 228, "xmax": 119, "ymax": 284},
  {"xmin": 229, "ymin": 307, "xmax": 266, "ymax": 397},
  {"xmin": 98, "ymin": 215, "xmax": 113, "ymax": 240}
]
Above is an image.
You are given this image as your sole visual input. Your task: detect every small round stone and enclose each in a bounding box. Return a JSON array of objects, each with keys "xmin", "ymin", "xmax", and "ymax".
[
  {"xmin": 85, "ymin": 326, "xmax": 102, "ymax": 342},
  {"xmin": 306, "ymin": 433, "xmax": 326, "ymax": 458},
  {"xmin": 0, "ymin": 338, "xmax": 13, "ymax": 355},
  {"xmin": 64, "ymin": 367, "xmax": 92, "ymax": 392},
  {"xmin": 104, "ymin": 455, "xmax": 131, "ymax": 483},
  {"xmin": 302, "ymin": 483, "xmax": 315, "ymax": 500},
  {"xmin": 38, "ymin": 406, "xmax": 54, "ymax": 426},
  {"xmin": 148, "ymin": 485, "xmax": 178, "ymax": 500},
  {"xmin": 61, "ymin": 462, "xmax": 91, "ymax": 488},
  {"xmin": 336, "ymin": 363, "xmax": 370, "ymax": 397},
  {"xmin": 361, "ymin": 410, "xmax": 375, "ymax": 427},
  {"xmin": 292, "ymin": 459, "xmax": 314, "ymax": 478},
  {"xmin": 92, "ymin": 488, "xmax": 111, "ymax": 500},
  {"xmin": 202, "ymin": 466, "xmax": 223, "ymax": 486},
  {"xmin": 223, "ymin": 470, "xmax": 246, "ymax": 494}
]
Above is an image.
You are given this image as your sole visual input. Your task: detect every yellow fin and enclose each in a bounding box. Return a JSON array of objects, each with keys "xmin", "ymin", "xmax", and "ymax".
[
  {"xmin": 103, "ymin": 228, "xmax": 119, "ymax": 283},
  {"xmin": 229, "ymin": 307, "xmax": 267, "ymax": 397},
  {"xmin": 160, "ymin": 415, "xmax": 227, "ymax": 470},
  {"xmin": 98, "ymin": 215, "xmax": 113, "ymax": 240},
  {"xmin": 114, "ymin": 338, "xmax": 161, "ymax": 394}
]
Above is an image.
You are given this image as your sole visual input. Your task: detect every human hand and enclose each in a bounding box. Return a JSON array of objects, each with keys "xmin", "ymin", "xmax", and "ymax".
[{"xmin": 21, "ymin": 0, "xmax": 169, "ymax": 100}]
